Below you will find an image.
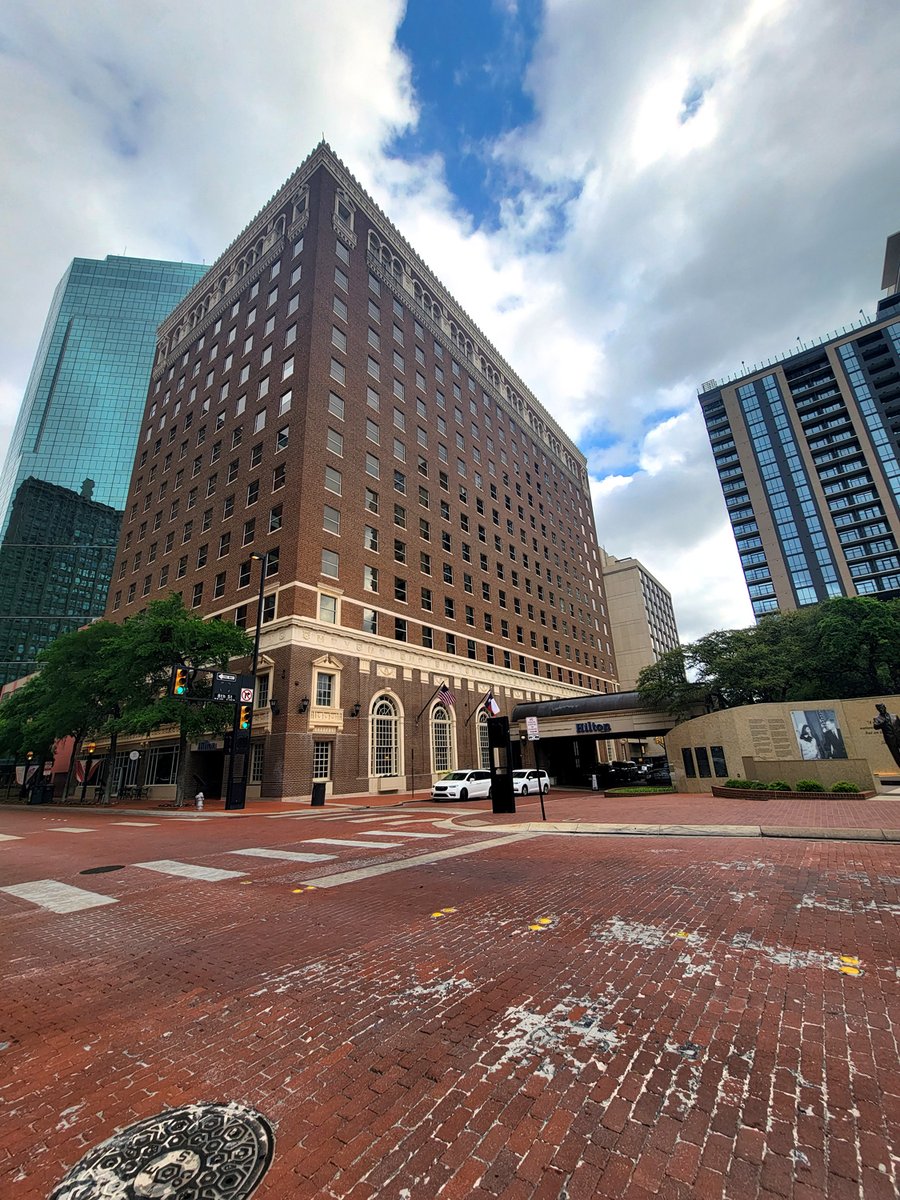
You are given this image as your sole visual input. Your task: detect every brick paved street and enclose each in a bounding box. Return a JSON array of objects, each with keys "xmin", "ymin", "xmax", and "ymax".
[{"xmin": 1, "ymin": 802, "xmax": 898, "ymax": 1198}]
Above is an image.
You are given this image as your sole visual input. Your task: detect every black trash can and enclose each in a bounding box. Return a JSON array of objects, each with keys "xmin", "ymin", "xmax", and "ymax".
[
  {"xmin": 311, "ymin": 782, "xmax": 326, "ymax": 807},
  {"xmin": 29, "ymin": 782, "xmax": 54, "ymax": 805}
]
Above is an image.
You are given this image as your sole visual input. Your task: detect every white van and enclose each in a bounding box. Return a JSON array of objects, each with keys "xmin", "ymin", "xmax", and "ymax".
[
  {"xmin": 431, "ymin": 769, "xmax": 493, "ymax": 801},
  {"xmin": 512, "ymin": 769, "xmax": 550, "ymax": 796}
]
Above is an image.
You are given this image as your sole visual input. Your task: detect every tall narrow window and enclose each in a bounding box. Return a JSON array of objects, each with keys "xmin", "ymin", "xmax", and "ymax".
[
  {"xmin": 477, "ymin": 712, "xmax": 490, "ymax": 769},
  {"xmin": 370, "ymin": 695, "xmax": 400, "ymax": 777},
  {"xmin": 431, "ymin": 703, "xmax": 454, "ymax": 775}
]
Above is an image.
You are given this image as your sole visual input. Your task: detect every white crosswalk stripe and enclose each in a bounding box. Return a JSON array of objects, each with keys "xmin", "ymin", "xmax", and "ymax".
[
  {"xmin": 111, "ymin": 821, "xmax": 159, "ymax": 827},
  {"xmin": 48, "ymin": 827, "xmax": 96, "ymax": 834},
  {"xmin": 297, "ymin": 831, "xmax": 537, "ymax": 889},
  {"xmin": 227, "ymin": 847, "xmax": 337, "ymax": 863},
  {"xmin": 134, "ymin": 859, "xmax": 245, "ymax": 882},
  {"xmin": 356, "ymin": 830, "xmax": 450, "ymax": 839},
  {"xmin": 1, "ymin": 879, "xmax": 118, "ymax": 913},
  {"xmin": 303, "ymin": 837, "xmax": 403, "ymax": 850},
  {"xmin": 0, "ymin": 833, "xmax": 23, "ymax": 841}
]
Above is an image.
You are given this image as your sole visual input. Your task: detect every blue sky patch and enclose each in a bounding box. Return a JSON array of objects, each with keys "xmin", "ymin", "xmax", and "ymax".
[
  {"xmin": 391, "ymin": 0, "xmax": 543, "ymax": 228},
  {"xmin": 680, "ymin": 77, "xmax": 711, "ymax": 124}
]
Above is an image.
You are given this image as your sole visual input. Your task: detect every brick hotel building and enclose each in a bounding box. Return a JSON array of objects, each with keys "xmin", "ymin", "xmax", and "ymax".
[{"xmin": 107, "ymin": 144, "xmax": 616, "ymax": 800}]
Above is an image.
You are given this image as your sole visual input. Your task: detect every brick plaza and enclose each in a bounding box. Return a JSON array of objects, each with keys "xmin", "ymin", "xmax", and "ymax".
[{"xmin": 1, "ymin": 794, "xmax": 897, "ymax": 1198}]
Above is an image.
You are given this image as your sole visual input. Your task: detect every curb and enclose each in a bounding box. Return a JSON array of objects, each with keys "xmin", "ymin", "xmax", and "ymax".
[{"xmin": 458, "ymin": 818, "xmax": 897, "ymax": 842}]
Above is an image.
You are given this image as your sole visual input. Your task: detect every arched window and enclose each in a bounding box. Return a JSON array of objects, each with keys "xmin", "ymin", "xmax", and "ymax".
[
  {"xmin": 370, "ymin": 694, "xmax": 400, "ymax": 776},
  {"xmin": 477, "ymin": 712, "xmax": 490, "ymax": 770},
  {"xmin": 430, "ymin": 703, "xmax": 455, "ymax": 775}
]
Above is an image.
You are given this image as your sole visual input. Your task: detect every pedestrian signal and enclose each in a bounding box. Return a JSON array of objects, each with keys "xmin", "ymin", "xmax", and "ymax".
[
  {"xmin": 171, "ymin": 664, "xmax": 189, "ymax": 696},
  {"xmin": 238, "ymin": 703, "xmax": 252, "ymax": 731}
]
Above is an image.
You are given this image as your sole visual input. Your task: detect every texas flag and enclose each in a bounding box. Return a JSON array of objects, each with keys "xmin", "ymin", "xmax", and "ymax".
[{"xmin": 484, "ymin": 689, "xmax": 501, "ymax": 716}]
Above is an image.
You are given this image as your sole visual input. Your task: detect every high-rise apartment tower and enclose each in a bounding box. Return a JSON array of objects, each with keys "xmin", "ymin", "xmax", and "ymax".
[
  {"xmin": 700, "ymin": 233, "xmax": 900, "ymax": 617},
  {"xmin": 106, "ymin": 144, "xmax": 616, "ymax": 800}
]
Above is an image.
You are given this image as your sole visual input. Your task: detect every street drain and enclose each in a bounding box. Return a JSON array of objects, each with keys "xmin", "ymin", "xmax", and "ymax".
[
  {"xmin": 49, "ymin": 1101, "xmax": 274, "ymax": 1199},
  {"xmin": 79, "ymin": 865, "xmax": 125, "ymax": 875}
]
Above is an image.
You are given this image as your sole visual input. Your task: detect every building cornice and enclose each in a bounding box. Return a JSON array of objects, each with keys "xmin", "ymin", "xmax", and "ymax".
[{"xmin": 153, "ymin": 141, "xmax": 589, "ymax": 488}]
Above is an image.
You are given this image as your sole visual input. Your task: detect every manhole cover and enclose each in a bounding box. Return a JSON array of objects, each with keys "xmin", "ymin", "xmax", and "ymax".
[
  {"xmin": 79, "ymin": 865, "xmax": 125, "ymax": 875},
  {"xmin": 49, "ymin": 1101, "xmax": 274, "ymax": 1199}
]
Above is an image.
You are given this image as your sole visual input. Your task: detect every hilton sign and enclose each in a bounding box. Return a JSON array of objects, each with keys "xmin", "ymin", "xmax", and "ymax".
[{"xmin": 575, "ymin": 721, "xmax": 612, "ymax": 734}]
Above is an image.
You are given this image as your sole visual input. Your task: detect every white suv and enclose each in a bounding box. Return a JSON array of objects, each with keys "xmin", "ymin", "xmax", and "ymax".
[
  {"xmin": 512, "ymin": 769, "xmax": 550, "ymax": 796},
  {"xmin": 431, "ymin": 769, "xmax": 492, "ymax": 801}
]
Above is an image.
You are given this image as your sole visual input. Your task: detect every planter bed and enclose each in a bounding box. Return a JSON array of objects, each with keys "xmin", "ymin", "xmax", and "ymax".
[{"xmin": 711, "ymin": 785, "xmax": 875, "ymax": 801}]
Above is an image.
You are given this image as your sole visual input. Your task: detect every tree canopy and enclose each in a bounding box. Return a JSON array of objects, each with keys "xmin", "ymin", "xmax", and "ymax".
[
  {"xmin": 636, "ymin": 595, "xmax": 900, "ymax": 719},
  {"xmin": 0, "ymin": 594, "xmax": 252, "ymax": 803}
]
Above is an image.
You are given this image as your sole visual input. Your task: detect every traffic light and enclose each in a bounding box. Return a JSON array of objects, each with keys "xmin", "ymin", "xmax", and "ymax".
[
  {"xmin": 238, "ymin": 704, "xmax": 252, "ymax": 731},
  {"xmin": 171, "ymin": 664, "xmax": 189, "ymax": 696}
]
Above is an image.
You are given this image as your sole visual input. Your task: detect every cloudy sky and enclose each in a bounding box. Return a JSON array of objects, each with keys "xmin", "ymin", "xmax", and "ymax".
[{"xmin": 2, "ymin": 0, "xmax": 899, "ymax": 641}]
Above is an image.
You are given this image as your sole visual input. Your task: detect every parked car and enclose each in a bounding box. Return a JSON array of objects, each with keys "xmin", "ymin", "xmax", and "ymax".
[
  {"xmin": 512, "ymin": 769, "xmax": 551, "ymax": 796},
  {"xmin": 585, "ymin": 761, "xmax": 642, "ymax": 788},
  {"xmin": 431, "ymin": 769, "xmax": 493, "ymax": 801},
  {"xmin": 643, "ymin": 762, "xmax": 672, "ymax": 786}
]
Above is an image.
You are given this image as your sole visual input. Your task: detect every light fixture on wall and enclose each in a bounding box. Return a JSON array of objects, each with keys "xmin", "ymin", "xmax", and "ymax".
[
  {"xmin": 298, "ymin": 696, "xmax": 309, "ymax": 714},
  {"xmin": 269, "ymin": 699, "xmax": 281, "ymax": 716},
  {"xmin": 349, "ymin": 702, "xmax": 361, "ymax": 718}
]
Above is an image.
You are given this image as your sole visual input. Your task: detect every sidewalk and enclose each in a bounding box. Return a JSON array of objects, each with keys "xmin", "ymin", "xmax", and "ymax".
[{"xmin": 11, "ymin": 785, "xmax": 900, "ymax": 839}]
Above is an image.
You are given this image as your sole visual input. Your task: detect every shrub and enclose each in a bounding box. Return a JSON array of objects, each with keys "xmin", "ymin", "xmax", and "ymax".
[
  {"xmin": 768, "ymin": 780, "xmax": 792, "ymax": 791},
  {"xmin": 795, "ymin": 779, "xmax": 825, "ymax": 792},
  {"xmin": 724, "ymin": 779, "xmax": 745, "ymax": 788},
  {"xmin": 831, "ymin": 781, "xmax": 860, "ymax": 793}
]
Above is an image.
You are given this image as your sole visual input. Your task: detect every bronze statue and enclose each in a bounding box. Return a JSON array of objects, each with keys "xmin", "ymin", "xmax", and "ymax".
[{"xmin": 873, "ymin": 703, "xmax": 900, "ymax": 769}]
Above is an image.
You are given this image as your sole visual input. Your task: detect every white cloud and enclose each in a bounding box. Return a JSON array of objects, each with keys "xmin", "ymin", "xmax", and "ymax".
[
  {"xmin": 1, "ymin": 0, "xmax": 898, "ymax": 647},
  {"xmin": 591, "ymin": 410, "xmax": 755, "ymax": 640},
  {"xmin": 0, "ymin": 0, "xmax": 413, "ymax": 402}
]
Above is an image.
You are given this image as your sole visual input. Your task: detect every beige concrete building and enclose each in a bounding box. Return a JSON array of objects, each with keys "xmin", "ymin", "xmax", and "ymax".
[
  {"xmin": 665, "ymin": 694, "xmax": 900, "ymax": 794},
  {"xmin": 599, "ymin": 549, "xmax": 680, "ymax": 690}
]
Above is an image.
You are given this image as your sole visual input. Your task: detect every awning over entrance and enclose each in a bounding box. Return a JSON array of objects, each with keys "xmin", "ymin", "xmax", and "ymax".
[{"xmin": 510, "ymin": 691, "xmax": 675, "ymax": 739}]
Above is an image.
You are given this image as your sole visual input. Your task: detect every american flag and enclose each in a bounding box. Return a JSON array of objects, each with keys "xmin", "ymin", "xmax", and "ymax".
[{"xmin": 438, "ymin": 684, "xmax": 455, "ymax": 707}]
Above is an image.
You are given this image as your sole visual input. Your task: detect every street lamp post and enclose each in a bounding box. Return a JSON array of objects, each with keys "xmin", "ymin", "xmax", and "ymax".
[
  {"xmin": 226, "ymin": 551, "xmax": 267, "ymax": 809},
  {"xmin": 20, "ymin": 751, "xmax": 34, "ymax": 800},
  {"xmin": 80, "ymin": 742, "xmax": 96, "ymax": 804}
]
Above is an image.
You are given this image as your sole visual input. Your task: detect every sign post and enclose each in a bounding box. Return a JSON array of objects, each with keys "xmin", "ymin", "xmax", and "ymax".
[
  {"xmin": 526, "ymin": 716, "xmax": 546, "ymax": 822},
  {"xmin": 487, "ymin": 716, "xmax": 516, "ymax": 814},
  {"xmin": 216, "ymin": 673, "xmax": 255, "ymax": 810}
]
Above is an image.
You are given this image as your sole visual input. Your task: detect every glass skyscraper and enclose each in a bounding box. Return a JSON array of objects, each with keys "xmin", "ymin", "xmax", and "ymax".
[
  {"xmin": 699, "ymin": 233, "xmax": 900, "ymax": 617},
  {"xmin": 0, "ymin": 255, "xmax": 206, "ymax": 680}
]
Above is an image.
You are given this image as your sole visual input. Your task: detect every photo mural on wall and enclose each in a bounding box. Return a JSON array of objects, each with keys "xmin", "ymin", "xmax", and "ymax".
[{"xmin": 790, "ymin": 710, "xmax": 848, "ymax": 760}]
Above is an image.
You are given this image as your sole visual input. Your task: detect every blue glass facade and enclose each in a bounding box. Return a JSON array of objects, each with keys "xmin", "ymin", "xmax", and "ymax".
[
  {"xmin": 0, "ymin": 256, "xmax": 207, "ymax": 533},
  {"xmin": 701, "ymin": 313, "xmax": 900, "ymax": 617},
  {"xmin": 0, "ymin": 255, "xmax": 206, "ymax": 679}
]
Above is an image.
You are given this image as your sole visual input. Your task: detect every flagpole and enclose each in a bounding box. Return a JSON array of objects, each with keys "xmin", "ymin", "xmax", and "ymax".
[
  {"xmin": 466, "ymin": 687, "xmax": 494, "ymax": 726},
  {"xmin": 415, "ymin": 681, "xmax": 448, "ymax": 725}
]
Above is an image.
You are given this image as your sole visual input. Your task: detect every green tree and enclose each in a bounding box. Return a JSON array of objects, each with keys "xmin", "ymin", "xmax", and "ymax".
[
  {"xmin": 0, "ymin": 595, "xmax": 252, "ymax": 805},
  {"xmin": 635, "ymin": 646, "xmax": 708, "ymax": 722},
  {"xmin": 803, "ymin": 596, "xmax": 900, "ymax": 698},
  {"xmin": 637, "ymin": 596, "xmax": 900, "ymax": 719},
  {"xmin": 111, "ymin": 595, "xmax": 252, "ymax": 805},
  {"xmin": 691, "ymin": 610, "xmax": 815, "ymax": 707},
  {"xmin": 0, "ymin": 621, "xmax": 127, "ymax": 797}
]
